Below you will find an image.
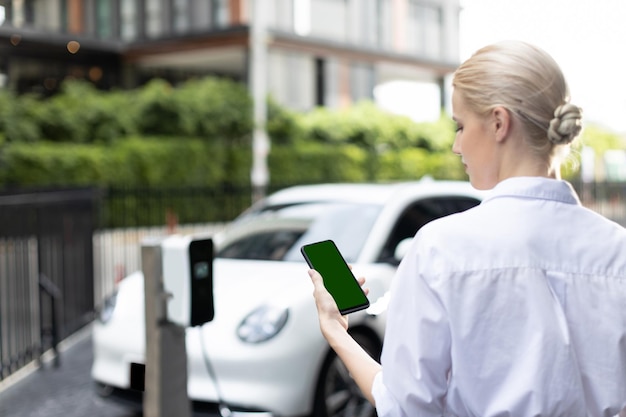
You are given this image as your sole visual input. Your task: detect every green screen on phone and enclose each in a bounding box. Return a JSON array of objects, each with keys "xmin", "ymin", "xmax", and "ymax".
[{"xmin": 301, "ymin": 240, "xmax": 370, "ymax": 314}]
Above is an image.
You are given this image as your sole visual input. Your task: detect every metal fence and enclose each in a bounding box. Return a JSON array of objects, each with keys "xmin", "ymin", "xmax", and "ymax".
[
  {"xmin": 573, "ymin": 180, "xmax": 626, "ymax": 226},
  {"xmin": 92, "ymin": 222, "xmax": 228, "ymax": 311},
  {"xmin": 91, "ymin": 184, "xmax": 256, "ymax": 304},
  {"xmin": 0, "ymin": 184, "xmax": 257, "ymax": 383},
  {"xmin": 1, "ymin": 180, "xmax": 625, "ymax": 383},
  {"xmin": 0, "ymin": 188, "xmax": 98, "ymax": 382},
  {"xmin": 99, "ymin": 184, "xmax": 257, "ymax": 229}
]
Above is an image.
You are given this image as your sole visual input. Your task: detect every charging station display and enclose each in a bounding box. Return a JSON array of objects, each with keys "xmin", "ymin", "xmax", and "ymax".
[
  {"xmin": 162, "ymin": 235, "xmax": 215, "ymax": 327},
  {"xmin": 188, "ymin": 239, "xmax": 214, "ymax": 326}
]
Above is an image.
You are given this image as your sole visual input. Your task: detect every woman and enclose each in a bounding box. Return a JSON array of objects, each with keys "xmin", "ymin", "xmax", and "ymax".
[{"xmin": 308, "ymin": 41, "xmax": 626, "ymax": 417}]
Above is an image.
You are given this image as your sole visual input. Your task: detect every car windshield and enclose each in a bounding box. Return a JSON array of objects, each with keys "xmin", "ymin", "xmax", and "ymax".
[{"xmin": 216, "ymin": 202, "xmax": 382, "ymax": 263}]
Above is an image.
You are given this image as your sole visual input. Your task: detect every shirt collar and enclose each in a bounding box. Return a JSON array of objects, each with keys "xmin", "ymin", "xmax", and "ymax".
[{"xmin": 483, "ymin": 177, "xmax": 581, "ymax": 205}]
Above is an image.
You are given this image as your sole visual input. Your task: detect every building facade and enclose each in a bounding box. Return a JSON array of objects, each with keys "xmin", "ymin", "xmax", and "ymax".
[{"xmin": 0, "ymin": 0, "xmax": 460, "ymax": 113}]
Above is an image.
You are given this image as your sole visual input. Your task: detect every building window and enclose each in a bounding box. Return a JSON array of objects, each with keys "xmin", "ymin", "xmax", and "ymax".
[
  {"xmin": 210, "ymin": 0, "xmax": 228, "ymax": 28},
  {"xmin": 24, "ymin": 0, "xmax": 35, "ymax": 25},
  {"xmin": 187, "ymin": 0, "xmax": 209, "ymax": 30},
  {"xmin": 60, "ymin": 0, "xmax": 67, "ymax": 32},
  {"xmin": 96, "ymin": 0, "xmax": 112, "ymax": 39},
  {"xmin": 293, "ymin": 0, "xmax": 310, "ymax": 35},
  {"xmin": 270, "ymin": 0, "xmax": 295, "ymax": 32},
  {"xmin": 7, "ymin": 0, "xmax": 36, "ymax": 27},
  {"xmin": 268, "ymin": 50, "xmax": 314, "ymax": 111},
  {"xmin": 173, "ymin": 0, "xmax": 190, "ymax": 33},
  {"xmin": 315, "ymin": 57, "xmax": 325, "ymax": 106},
  {"xmin": 406, "ymin": 1, "xmax": 442, "ymax": 59},
  {"xmin": 358, "ymin": 0, "xmax": 391, "ymax": 48},
  {"xmin": 323, "ymin": 58, "xmax": 340, "ymax": 109},
  {"xmin": 310, "ymin": 0, "xmax": 348, "ymax": 41},
  {"xmin": 120, "ymin": 0, "xmax": 138, "ymax": 41},
  {"xmin": 145, "ymin": 0, "xmax": 163, "ymax": 38},
  {"xmin": 350, "ymin": 62, "xmax": 375, "ymax": 103}
]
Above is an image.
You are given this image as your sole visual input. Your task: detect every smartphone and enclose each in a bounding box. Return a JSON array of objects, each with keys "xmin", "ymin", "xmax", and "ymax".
[{"xmin": 300, "ymin": 240, "xmax": 370, "ymax": 315}]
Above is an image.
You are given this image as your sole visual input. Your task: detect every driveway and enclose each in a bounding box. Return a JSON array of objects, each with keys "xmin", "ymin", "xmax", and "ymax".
[{"xmin": 0, "ymin": 325, "xmax": 138, "ymax": 417}]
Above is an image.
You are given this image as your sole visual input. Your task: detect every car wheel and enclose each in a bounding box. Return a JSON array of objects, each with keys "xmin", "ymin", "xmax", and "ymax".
[{"xmin": 313, "ymin": 331, "xmax": 381, "ymax": 417}]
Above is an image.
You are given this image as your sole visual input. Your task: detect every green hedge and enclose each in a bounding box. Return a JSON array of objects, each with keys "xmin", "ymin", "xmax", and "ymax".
[
  {"xmin": 297, "ymin": 102, "xmax": 455, "ymax": 152},
  {"xmin": 268, "ymin": 144, "xmax": 467, "ymax": 184},
  {"xmin": 269, "ymin": 143, "xmax": 369, "ymax": 184},
  {"xmin": 0, "ymin": 137, "xmax": 251, "ymax": 187},
  {"xmin": 0, "ymin": 77, "xmax": 252, "ymax": 145},
  {"xmin": 0, "ymin": 76, "xmax": 469, "ymax": 190},
  {"xmin": 378, "ymin": 148, "xmax": 466, "ymax": 181}
]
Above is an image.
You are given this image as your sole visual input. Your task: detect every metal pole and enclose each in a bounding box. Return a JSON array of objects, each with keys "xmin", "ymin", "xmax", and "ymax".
[
  {"xmin": 250, "ymin": 0, "xmax": 270, "ymax": 202},
  {"xmin": 142, "ymin": 239, "xmax": 191, "ymax": 417}
]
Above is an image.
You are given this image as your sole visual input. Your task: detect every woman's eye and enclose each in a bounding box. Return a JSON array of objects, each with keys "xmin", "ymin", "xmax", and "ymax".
[{"xmin": 455, "ymin": 126, "xmax": 463, "ymax": 132}]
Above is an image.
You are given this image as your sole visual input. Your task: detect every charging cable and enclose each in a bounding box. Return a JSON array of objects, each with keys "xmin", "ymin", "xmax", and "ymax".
[{"xmin": 198, "ymin": 325, "xmax": 232, "ymax": 417}]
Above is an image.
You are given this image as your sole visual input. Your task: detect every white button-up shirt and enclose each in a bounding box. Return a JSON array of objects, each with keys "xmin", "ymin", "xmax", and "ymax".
[{"xmin": 372, "ymin": 177, "xmax": 626, "ymax": 417}]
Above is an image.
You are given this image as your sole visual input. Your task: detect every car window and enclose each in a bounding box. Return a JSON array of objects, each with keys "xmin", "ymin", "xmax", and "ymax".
[
  {"xmin": 283, "ymin": 203, "xmax": 381, "ymax": 263},
  {"xmin": 217, "ymin": 230, "xmax": 305, "ymax": 260},
  {"xmin": 216, "ymin": 202, "xmax": 382, "ymax": 263},
  {"xmin": 377, "ymin": 196, "xmax": 480, "ymax": 263}
]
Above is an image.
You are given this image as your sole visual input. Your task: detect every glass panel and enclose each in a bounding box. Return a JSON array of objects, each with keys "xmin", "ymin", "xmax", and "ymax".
[
  {"xmin": 323, "ymin": 58, "xmax": 339, "ymax": 108},
  {"xmin": 377, "ymin": 197, "xmax": 480, "ymax": 262},
  {"xmin": 217, "ymin": 230, "xmax": 306, "ymax": 260},
  {"xmin": 274, "ymin": 0, "xmax": 294, "ymax": 31},
  {"xmin": 223, "ymin": 202, "xmax": 382, "ymax": 263},
  {"xmin": 359, "ymin": 0, "xmax": 378, "ymax": 47},
  {"xmin": 190, "ymin": 0, "xmax": 211, "ymax": 30},
  {"xmin": 268, "ymin": 50, "xmax": 314, "ymax": 111},
  {"xmin": 96, "ymin": 0, "xmax": 112, "ymax": 39},
  {"xmin": 23, "ymin": 0, "xmax": 35, "ymax": 25},
  {"xmin": 294, "ymin": 0, "xmax": 309, "ymax": 35},
  {"xmin": 350, "ymin": 62, "xmax": 375, "ymax": 103},
  {"xmin": 422, "ymin": 3, "xmax": 442, "ymax": 58},
  {"xmin": 145, "ymin": 0, "xmax": 162, "ymax": 38},
  {"xmin": 173, "ymin": 0, "xmax": 189, "ymax": 33},
  {"xmin": 60, "ymin": 0, "xmax": 67, "ymax": 32},
  {"xmin": 210, "ymin": 0, "xmax": 228, "ymax": 28},
  {"xmin": 407, "ymin": 1, "xmax": 442, "ymax": 58},
  {"xmin": 120, "ymin": 0, "xmax": 138, "ymax": 40},
  {"xmin": 379, "ymin": 0, "xmax": 392, "ymax": 49},
  {"xmin": 310, "ymin": 0, "xmax": 347, "ymax": 41}
]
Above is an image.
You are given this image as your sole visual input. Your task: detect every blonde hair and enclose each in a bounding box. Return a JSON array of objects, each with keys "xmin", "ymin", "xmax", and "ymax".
[{"xmin": 452, "ymin": 41, "xmax": 582, "ymax": 162}]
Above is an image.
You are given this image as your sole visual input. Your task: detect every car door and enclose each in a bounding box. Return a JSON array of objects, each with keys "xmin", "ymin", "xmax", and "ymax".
[{"xmin": 377, "ymin": 196, "xmax": 480, "ymax": 263}]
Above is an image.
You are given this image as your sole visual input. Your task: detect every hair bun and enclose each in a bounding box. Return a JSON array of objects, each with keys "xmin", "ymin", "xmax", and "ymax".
[{"xmin": 548, "ymin": 103, "xmax": 582, "ymax": 145}]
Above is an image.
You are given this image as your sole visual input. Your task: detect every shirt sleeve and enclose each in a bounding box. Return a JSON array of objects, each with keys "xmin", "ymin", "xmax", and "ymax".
[{"xmin": 372, "ymin": 232, "xmax": 452, "ymax": 417}]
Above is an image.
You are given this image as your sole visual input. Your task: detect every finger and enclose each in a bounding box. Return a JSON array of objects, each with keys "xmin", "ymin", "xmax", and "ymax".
[
  {"xmin": 308, "ymin": 269, "xmax": 341, "ymax": 313},
  {"xmin": 308, "ymin": 269, "xmax": 331, "ymax": 298},
  {"xmin": 308, "ymin": 268, "xmax": 323, "ymax": 287}
]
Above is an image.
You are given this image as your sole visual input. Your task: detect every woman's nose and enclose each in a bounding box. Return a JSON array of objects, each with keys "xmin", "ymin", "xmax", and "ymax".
[{"xmin": 452, "ymin": 137, "xmax": 461, "ymax": 155}]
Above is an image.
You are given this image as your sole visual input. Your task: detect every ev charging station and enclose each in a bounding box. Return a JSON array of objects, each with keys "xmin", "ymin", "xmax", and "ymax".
[{"xmin": 140, "ymin": 235, "xmax": 215, "ymax": 417}]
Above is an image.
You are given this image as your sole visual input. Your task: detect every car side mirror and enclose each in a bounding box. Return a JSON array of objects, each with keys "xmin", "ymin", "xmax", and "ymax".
[{"xmin": 393, "ymin": 238, "xmax": 413, "ymax": 263}]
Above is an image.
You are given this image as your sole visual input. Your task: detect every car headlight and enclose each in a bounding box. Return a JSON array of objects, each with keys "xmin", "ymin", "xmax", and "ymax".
[
  {"xmin": 237, "ymin": 305, "xmax": 289, "ymax": 343},
  {"xmin": 97, "ymin": 291, "xmax": 118, "ymax": 324}
]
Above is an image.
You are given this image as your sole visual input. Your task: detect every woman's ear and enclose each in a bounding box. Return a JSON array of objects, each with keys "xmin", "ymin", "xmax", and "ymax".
[{"xmin": 492, "ymin": 106, "xmax": 511, "ymax": 143}]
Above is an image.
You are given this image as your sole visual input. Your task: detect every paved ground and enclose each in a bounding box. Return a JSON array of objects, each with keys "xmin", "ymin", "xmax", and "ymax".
[{"xmin": 0, "ymin": 325, "xmax": 141, "ymax": 417}]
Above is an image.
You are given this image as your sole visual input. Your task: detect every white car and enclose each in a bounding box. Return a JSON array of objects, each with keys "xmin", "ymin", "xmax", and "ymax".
[{"xmin": 91, "ymin": 179, "xmax": 483, "ymax": 417}]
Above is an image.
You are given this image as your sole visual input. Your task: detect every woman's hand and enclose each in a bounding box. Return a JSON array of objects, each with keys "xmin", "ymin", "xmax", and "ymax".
[
  {"xmin": 308, "ymin": 268, "xmax": 380, "ymax": 406},
  {"xmin": 308, "ymin": 268, "xmax": 369, "ymax": 340}
]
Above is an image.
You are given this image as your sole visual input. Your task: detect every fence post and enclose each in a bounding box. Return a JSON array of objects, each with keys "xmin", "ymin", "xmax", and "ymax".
[{"xmin": 38, "ymin": 273, "xmax": 62, "ymax": 368}]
